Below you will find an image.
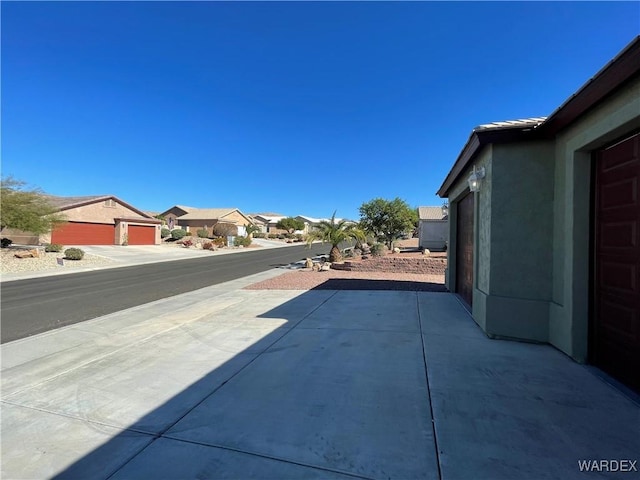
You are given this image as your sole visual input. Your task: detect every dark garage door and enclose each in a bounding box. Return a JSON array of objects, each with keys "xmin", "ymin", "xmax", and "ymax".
[
  {"xmin": 593, "ymin": 132, "xmax": 640, "ymax": 392},
  {"xmin": 52, "ymin": 222, "xmax": 115, "ymax": 245},
  {"xmin": 456, "ymin": 192, "xmax": 474, "ymax": 307},
  {"xmin": 128, "ymin": 225, "xmax": 156, "ymax": 245}
]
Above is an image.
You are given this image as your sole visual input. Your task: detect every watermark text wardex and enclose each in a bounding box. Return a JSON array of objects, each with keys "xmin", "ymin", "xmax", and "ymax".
[{"xmin": 578, "ymin": 460, "xmax": 637, "ymax": 473}]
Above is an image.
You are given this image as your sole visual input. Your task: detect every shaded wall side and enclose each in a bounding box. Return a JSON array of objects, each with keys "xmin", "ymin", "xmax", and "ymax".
[
  {"xmin": 550, "ymin": 77, "xmax": 640, "ymax": 362},
  {"xmin": 490, "ymin": 141, "xmax": 555, "ymax": 300},
  {"xmin": 445, "ymin": 146, "xmax": 493, "ymax": 330}
]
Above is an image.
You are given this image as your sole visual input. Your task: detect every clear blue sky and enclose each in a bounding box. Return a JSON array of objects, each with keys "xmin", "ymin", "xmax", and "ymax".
[{"xmin": 2, "ymin": 2, "xmax": 638, "ymax": 220}]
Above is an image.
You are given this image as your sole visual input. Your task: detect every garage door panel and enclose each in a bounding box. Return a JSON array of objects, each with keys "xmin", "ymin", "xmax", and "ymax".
[
  {"xmin": 52, "ymin": 222, "xmax": 115, "ymax": 245},
  {"xmin": 456, "ymin": 192, "xmax": 474, "ymax": 307},
  {"xmin": 593, "ymin": 132, "xmax": 640, "ymax": 393},
  {"xmin": 128, "ymin": 225, "xmax": 155, "ymax": 245}
]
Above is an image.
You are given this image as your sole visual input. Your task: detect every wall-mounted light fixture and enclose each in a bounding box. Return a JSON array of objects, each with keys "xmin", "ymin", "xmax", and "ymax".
[
  {"xmin": 441, "ymin": 202, "xmax": 449, "ymax": 217},
  {"xmin": 468, "ymin": 166, "xmax": 486, "ymax": 192}
]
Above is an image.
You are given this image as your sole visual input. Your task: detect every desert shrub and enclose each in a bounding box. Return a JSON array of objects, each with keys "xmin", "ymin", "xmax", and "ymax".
[
  {"xmin": 196, "ymin": 229, "xmax": 209, "ymax": 238},
  {"xmin": 161, "ymin": 228, "xmax": 171, "ymax": 238},
  {"xmin": 171, "ymin": 229, "xmax": 187, "ymax": 240},
  {"xmin": 278, "ymin": 234, "xmax": 286, "ymax": 240},
  {"xmin": 267, "ymin": 233, "xmax": 278, "ymax": 239},
  {"xmin": 1, "ymin": 238, "xmax": 13, "ymax": 248},
  {"xmin": 252, "ymin": 232, "xmax": 266, "ymax": 238},
  {"xmin": 213, "ymin": 223, "xmax": 237, "ymax": 237},
  {"xmin": 202, "ymin": 241, "xmax": 214, "ymax": 251},
  {"xmin": 295, "ymin": 234, "xmax": 304, "ymax": 242},
  {"xmin": 64, "ymin": 247, "xmax": 84, "ymax": 260},
  {"xmin": 181, "ymin": 239, "xmax": 193, "ymax": 248},
  {"xmin": 371, "ymin": 243, "xmax": 386, "ymax": 257},
  {"xmin": 213, "ymin": 237, "xmax": 226, "ymax": 247},
  {"xmin": 234, "ymin": 235, "xmax": 252, "ymax": 247},
  {"xmin": 45, "ymin": 243, "xmax": 64, "ymax": 253}
]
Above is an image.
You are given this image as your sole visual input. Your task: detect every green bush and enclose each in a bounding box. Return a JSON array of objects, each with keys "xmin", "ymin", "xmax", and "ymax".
[
  {"xmin": 1, "ymin": 238, "xmax": 13, "ymax": 248},
  {"xmin": 161, "ymin": 228, "xmax": 171, "ymax": 238},
  {"xmin": 234, "ymin": 235, "xmax": 252, "ymax": 247},
  {"xmin": 370, "ymin": 243, "xmax": 386, "ymax": 257},
  {"xmin": 64, "ymin": 247, "xmax": 85, "ymax": 260},
  {"xmin": 253, "ymin": 232, "xmax": 266, "ymax": 238},
  {"xmin": 45, "ymin": 243, "xmax": 64, "ymax": 253},
  {"xmin": 196, "ymin": 229, "xmax": 209, "ymax": 238},
  {"xmin": 171, "ymin": 229, "xmax": 187, "ymax": 240},
  {"xmin": 267, "ymin": 233, "xmax": 278, "ymax": 239}
]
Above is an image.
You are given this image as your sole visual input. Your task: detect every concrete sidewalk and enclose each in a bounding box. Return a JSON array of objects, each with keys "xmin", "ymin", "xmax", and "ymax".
[{"xmin": 1, "ymin": 274, "xmax": 638, "ymax": 479}]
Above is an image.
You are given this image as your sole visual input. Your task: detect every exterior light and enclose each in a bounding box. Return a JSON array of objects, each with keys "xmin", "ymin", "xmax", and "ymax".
[
  {"xmin": 468, "ymin": 166, "xmax": 486, "ymax": 192},
  {"xmin": 442, "ymin": 202, "xmax": 449, "ymax": 217}
]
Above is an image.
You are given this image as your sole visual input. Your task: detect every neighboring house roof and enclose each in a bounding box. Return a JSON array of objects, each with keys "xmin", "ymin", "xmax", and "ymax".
[
  {"xmin": 251, "ymin": 214, "xmax": 287, "ymax": 224},
  {"xmin": 418, "ymin": 206, "xmax": 447, "ymax": 221},
  {"xmin": 178, "ymin": 208, "xmax": 248, "ymax": 223},
  {"xmin": 43, "ymin": 194, "xmax": 155, "ymax": 220},
  {"xmin": 296, "ymin": 215, "xmax": 345, "ymax": 224},
  {"xmin": 159, "ymin": 205, "xmax": 198, "ymax": 217},
  {"xmin": 437, "ymin": 35, "xmax": 640, "ymax": 197}
]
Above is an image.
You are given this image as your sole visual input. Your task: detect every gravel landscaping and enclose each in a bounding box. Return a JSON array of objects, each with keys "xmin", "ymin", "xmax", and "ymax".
[
  {"xmin": 245, "ymin": 269, "xmax": 446, "ymax": 291},
  {"xmin": 1, "ymin": 247, "xmax": 115, "ymax": 275}
]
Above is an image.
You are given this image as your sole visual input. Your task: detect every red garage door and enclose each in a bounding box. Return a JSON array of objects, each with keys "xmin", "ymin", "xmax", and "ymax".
[
  {"xmin": 456, "ymin": 192, "xmax": 474, "ymax": 307},
  {"xmin": 52, "ymin": 222, "xmax": 115, "ymax": 245},
  {"xmin": 593, "ymin": 132, "xmax": 640, "ymax": 393},
  {"xmin": 128, "ymin": 225, "xmax": 156, "ymax": 245}
]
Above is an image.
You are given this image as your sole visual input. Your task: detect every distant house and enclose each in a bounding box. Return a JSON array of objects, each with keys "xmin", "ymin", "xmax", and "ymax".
[
  {"xmin": 417, "ymin": 206, "xmax": 448, "ymax": 251},
  {"xmin": 249, "ymin": 213, "xmax": 288, "ymax": 235},
  {"xmin": 159, "ymin": 206, "xmax": 254, "ymax": 237},
  {"xmin": 437, "ymin": 37, "xmax": 640, "ymax": 393},
  {"xmin": 3, "ymin": 195, "xmax": 161, "ymax": 246},
  {"xmin": 294, "ymin": 215, "xmax": 348, "ymax": 235}
]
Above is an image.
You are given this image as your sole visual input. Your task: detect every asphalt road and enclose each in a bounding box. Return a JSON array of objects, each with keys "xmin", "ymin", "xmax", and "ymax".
[{"xmin": 1, "ymin": 243, "xmax": 329, "ymax": 343}]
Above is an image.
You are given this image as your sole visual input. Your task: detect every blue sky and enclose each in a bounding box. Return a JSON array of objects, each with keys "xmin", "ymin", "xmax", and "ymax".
[{"xmin": 2, "ymin": 2, "xmax": 638, "ymax": 220}]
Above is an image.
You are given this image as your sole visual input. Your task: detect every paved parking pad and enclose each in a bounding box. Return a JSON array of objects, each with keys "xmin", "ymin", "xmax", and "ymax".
[{"xmin": 2, "ymin": 284, "xmax": 638, "ymax": 480}]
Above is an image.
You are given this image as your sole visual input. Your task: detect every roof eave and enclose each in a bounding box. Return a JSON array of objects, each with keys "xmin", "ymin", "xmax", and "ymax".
[{"xmin": 540, "ymin": 36, "xmax": 640, "ymax": 135}]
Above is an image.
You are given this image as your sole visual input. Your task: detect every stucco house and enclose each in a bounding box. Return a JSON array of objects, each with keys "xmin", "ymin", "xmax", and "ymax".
[
  {"xmin": 35, "ymin": 195, "xmax": 161, "ymax": 245},
  {"xmin": 249, "ymin": 213, "xmax": 288, "ymax": 235},
  {"xmin": 417, "ymin": 206, "xmax": 448, "ymax": 251},
  {"xmin": 160, "ymin": 206, "xmax": 254, "ymax": 237},
  {"xmin": 437, "ymin": 37, "xmax": 639, "ymax": 393}
]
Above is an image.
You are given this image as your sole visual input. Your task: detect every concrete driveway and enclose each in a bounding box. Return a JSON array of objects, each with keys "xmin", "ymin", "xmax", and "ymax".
[{"xmin": 1, "ymin": 270, "xmax": 638, "ymax": 479}]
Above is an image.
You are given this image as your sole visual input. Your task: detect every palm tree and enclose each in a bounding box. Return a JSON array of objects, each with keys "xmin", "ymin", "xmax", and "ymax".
[{"xmin": 306, "ymin": 212, "xmax": 365, "ymax": 263}]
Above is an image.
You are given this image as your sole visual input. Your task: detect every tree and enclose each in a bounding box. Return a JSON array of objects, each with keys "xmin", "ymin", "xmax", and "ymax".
[
  {"xmin": 306, "ymin": 211, "xmax": 365, "ymax": 263},
  {"xmin": 244, "ymin": 223, "xmax": 260, "ymax": 237},
  {"xmin": 212, "ymin": 222, "xmax": 238, "ymax": 237},
  {"xmin": 359, "ymin": 197, "xmax": 418, "ymax": 250},
  {"xmin": 276, "ymin": 217, "xmax": 305, "ymax": 235},
  {"xmin": 0, "ymin": 176, "xmax": 66, "ymax": 235}
]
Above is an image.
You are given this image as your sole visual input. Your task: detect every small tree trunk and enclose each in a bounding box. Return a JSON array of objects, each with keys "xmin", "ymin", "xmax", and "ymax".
[{"xmin": 329, "ymin": 245, "xmax": 342, "ymax": 263}]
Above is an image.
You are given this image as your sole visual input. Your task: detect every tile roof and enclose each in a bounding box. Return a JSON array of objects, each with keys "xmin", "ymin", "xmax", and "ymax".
[
  {"xmin": 43, "ymin": 195, "xmax": 112, "ymax": 209},
  {"xmin": 42, "ymin": 194, "xmax": 155, "ymax": 219},
  {"xmin": 418, "ymin": 206, "xmax": 447, "ymax": 220}
]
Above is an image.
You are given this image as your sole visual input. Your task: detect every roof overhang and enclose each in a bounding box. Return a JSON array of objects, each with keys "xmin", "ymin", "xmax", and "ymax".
[{"xmin": 437, "ymin": 35, "xmax": 640, "ymax": 198}]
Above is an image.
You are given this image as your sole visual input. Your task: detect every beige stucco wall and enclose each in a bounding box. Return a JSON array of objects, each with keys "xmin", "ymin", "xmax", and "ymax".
[
  {"xmin": 550, "ymin": 76, "xmax": 640, "ymax": 362},
  {"xmin": 63, "ymin": 200, "xmax": 142, "ymax": 224},
  {"xmin": 418, "ymin": 220, "xmax": 448, "ymax": 251}
]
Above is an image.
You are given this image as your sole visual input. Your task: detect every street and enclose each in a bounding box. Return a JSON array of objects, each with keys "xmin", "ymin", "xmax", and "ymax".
[{"xmin": 1, "ymin": 243, "xmax": 328, "ymax": 343}]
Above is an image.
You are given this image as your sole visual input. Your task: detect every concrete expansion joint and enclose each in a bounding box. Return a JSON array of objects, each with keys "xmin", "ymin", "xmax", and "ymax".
[{"xmin": 156, "ymin": 436, "xmax": 376, "ymax": 480}]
